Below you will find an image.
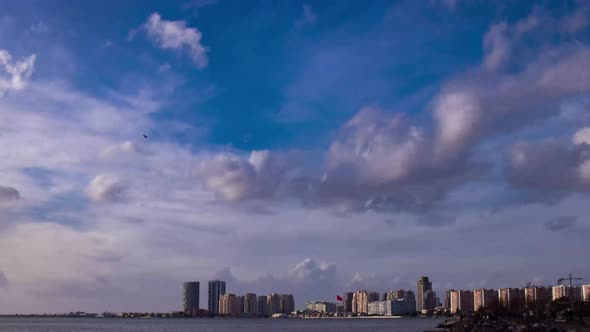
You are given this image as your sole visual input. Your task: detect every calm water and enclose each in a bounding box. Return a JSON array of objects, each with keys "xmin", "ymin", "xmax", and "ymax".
[{"xmin": 0, "ymin": 317, "xmax": 444, "ymax": 332}]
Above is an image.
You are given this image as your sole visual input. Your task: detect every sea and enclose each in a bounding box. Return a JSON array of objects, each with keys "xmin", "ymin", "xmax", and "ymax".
[{"xmin": 0, "ymin": 317, "xmax": 444, "ymax": 332}]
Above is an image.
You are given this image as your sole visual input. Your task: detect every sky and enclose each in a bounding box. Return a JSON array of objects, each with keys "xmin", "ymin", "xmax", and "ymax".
[{"xmin": 0, "ymin": 0, "xmax": 589, "ymax": 314}]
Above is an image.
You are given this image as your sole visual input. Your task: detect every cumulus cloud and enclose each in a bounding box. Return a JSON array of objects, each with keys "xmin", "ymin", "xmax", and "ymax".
[
  {"xmin": 573, "ymin": 127, "xmax": 590, "ymax": 145},
  {"xmin": 545, "ymin": 216, "xmax": 576, "ymax": 231},
  {"xmin": 296, "ymin": 4, "xmax": 317, "ymax": 28},
  {"xmin": 86, "ymin": 174, "xmax": 127, "ymax": 203},
  {"xmin": 197, "ymin": 150, "xmax": 295, "ymax": 201},
  {"xmin": 136, "ymin": 13, "xmax": 208, "ymax": 69},
  {"xmin": 0, "ymin": 49, "xmax": 36, "ymax": 95},
  {"xmin": 313, "ymin": 107, "xmax": 485, "ymax": 214},
  {"xmin": 0, "ymin": 186, "xmax": 20, "ymax": 202},
  {"xmin": 289, "ymin": 258, "xmax": 335, "ymax": 282},
  {"xmin": 433, "ymin": 91, "xmax": 481, "ymax": 158}
]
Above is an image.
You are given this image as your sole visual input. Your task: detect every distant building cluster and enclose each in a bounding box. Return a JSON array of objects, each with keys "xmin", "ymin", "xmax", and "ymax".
[
  {"xmin": 182, "ymin": 279, "xmax": 294, "ymax": 317},
  {"xmin": 306, "ymin": 288, "xmax": 417, "ymax": 317},
  {"xmin": 444, "ymin": 284, "xmax": 590, "ymax": 315}
]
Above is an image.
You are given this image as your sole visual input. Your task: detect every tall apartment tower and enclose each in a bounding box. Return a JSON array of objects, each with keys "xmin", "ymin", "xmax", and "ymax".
[
  {"xmin": 352, "ymin": 290, "xmax": 366, "ymax": 314},
  {"xmin": 474, "ymin": 289, "xmax": 497, "ymax": 312},
  {"xmin": 208, "ymin": 280, "xmax": 226, "ymax": 314},
  {"xmin": 344, "ymin": 292, "xmax": 354, "ymax": 312},
  {"xmin": 219, "ymin": 293, "xmax": 239, "ymax": 316},
  {"xmin": 267, "ymin": 293, "xmax": 282, "ymax": 315},
  {"xmin": 257, "ymin": 295, "xmax": 268, "ymax": 316},
  {"xmin": 244, "ymin": 293, "xmax": 258, "ymax": 316},
  {"xmin": 416, "ymin": 276, "xmax": 432, "ymax": 311},
  {"xmin": 280, "ymin": 294, "xmax": 295, "ymax": 313},
  {"xmin": 183, "ymin": 281, "xmax": 200, "ymax": 313},
  {"xmin": 583, "ymin": 285, "xmax": 590, "ymax": 302}
]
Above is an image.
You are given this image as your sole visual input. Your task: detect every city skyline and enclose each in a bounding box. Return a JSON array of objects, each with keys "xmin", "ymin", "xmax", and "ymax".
[
  {"xmin": 179, "ymin": 275, "xmax": 589, "ymax": 315},
  {"xmin": 0, "ymin": 0, "xmax": 589, "ymax": 314}
]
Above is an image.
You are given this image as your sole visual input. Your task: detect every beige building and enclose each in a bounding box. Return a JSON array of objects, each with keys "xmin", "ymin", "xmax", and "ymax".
[
  {"xmin": 474, "ymin": 289, "xmax": 496, "ymax": 312},
  {"xmin": 306, "ymin": 301, "xmax": 337, "ymax": 313},
  {"xmin": 417, "ymin": 277, "xmax": 432, "ymax": 312},
  {"xmin": 219, "ymin": 294, "xmax": 239, "ymax": 316},
  {"xmin": 583, "ymin": 285, "xmax": 590, "ymax": 302},
  {"xmin": 449, "ymin": 290, "xmax": 473, "ymax": 314},
  {"xmin": 352, "ymin": 290, "xmax": 369, "ymax": 314}
]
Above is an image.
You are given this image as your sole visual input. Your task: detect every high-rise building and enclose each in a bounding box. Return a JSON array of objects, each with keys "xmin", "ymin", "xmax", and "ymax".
[
  {"xmin": 237, "ymin": 296, "xmax": 245, "ymax": 315},
  {"xmin": 281, "ymin": 294, "xmax": 295, "ymax": 313},
  {"xmin": 352, "ymin": 290, "xmax": 370, "ymax": 314},
  {"xmin": 344, "ymin": 292, "xmax": 354, "ymax": 312},
  {"xmin": 369, "ymin": 291, "xmax": 380, "ymax": 303},
  {"xmin": 367, "ymin": 299, "xmax": 417, "ymax": 316},
  {"xmin": 244, "ymin": 293, "xmax": 258, "ymax": 316},
  {"xmin": 417, "ymin": 277, "xmax": 432, "ymax": 311},
  {"xmin": 219, "ymin": 293, "xmax": 239, "ymax": 316},
  {"xmin": 552, "ymin": 285, "xmax": 582, "ymax": 302},
  {"xmin": 459, "ymin": 290, "xmax": 473, "ymax": 313},
  {"xmin": 257, "ymin": 295, "xmax": 268, "ymax": 316},
  {"xmin": 445, "ymin": 290, "xmax": 452, "ymax": 309},
  {"xmin": 449, "ymin": 290, "xmax": 473, "ymax": 313},
  {"xmin": 267, "ymin": 293, "xmax": 282, "ymax": 315},
  {"xmin": 383, "ymin": 289, "xmax": 406, "ymax": 301},
  {"xmin": 524, "ymin": 286, "xmax": 551, "ymax": 309},
  {"xmin": 208, "ymin": 280, "xmax": 226, "ymax": 314},
  {"xmin": 498, "ymin": 288, "xmax": 525, "ymax": 314},
  {"xmin": 406, "ymin": 290, "xmax": 415, "ymax": 300},
  {"xmin": 583, "ymin": 285, "xmax": 590, "ymax": 302},
  {"xmin": 474, "ymin": 289, "xmax": 497, "ymax": 312},
  {"xmin": 424, "ymin": 290, "xmax": 438, "ymax": 310},
  {"xmin": 183, "ymin": 281, "xmax": 200, "ymax": 313}
]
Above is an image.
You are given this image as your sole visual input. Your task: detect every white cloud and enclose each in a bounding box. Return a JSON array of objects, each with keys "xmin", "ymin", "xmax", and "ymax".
[
  {"xmin": 138, "ymin": 13, "xmax": 208, "ymax": 69},
  {"xmin": 0, "ymin": 49, "xmax": 36, "ymax": 95},
  {"xmin": 433, "ymin": 91, "xmax": 481, "ymax": 158},
  {"xmin": 296, "ymin": 4, "xmax": 317, "ymax": 28},
  {"xmin": 197, "ymin": 150, "xmax": 295, "ymax": 201},
  {"xmin": 573, "ymin": 127, "xmax": 590, "ymax": 145},
  {"xmin": 327, "ymin": 107, "xmax": 427, "ymax": 184},
  {"xmin": 289, "ymin": 258, "xmax": 335, "ymax": 281},
  {"xmin": 86, "ymin": 174, "xmax": 127, "ymax": 203}
]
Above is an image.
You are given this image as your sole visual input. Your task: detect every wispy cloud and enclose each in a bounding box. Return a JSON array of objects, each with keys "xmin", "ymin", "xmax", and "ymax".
[
  {"xmin": 0, "ymin": 49, "xmax": 36, "ymax": 96},
  {"xmin": 132, "ymin": 13, "xmax": 208, "ymax": 69}
]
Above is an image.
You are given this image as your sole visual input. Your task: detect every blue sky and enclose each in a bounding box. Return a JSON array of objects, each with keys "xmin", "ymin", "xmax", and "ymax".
[{"xmin": 0, "ymin": 0, "xmax": 590, "ymax": 313}]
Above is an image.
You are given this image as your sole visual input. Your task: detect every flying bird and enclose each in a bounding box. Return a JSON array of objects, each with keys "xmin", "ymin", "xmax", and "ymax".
[{"xmin": 143, "ymin": 134, "xmax": 148, "ymax": 139}]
